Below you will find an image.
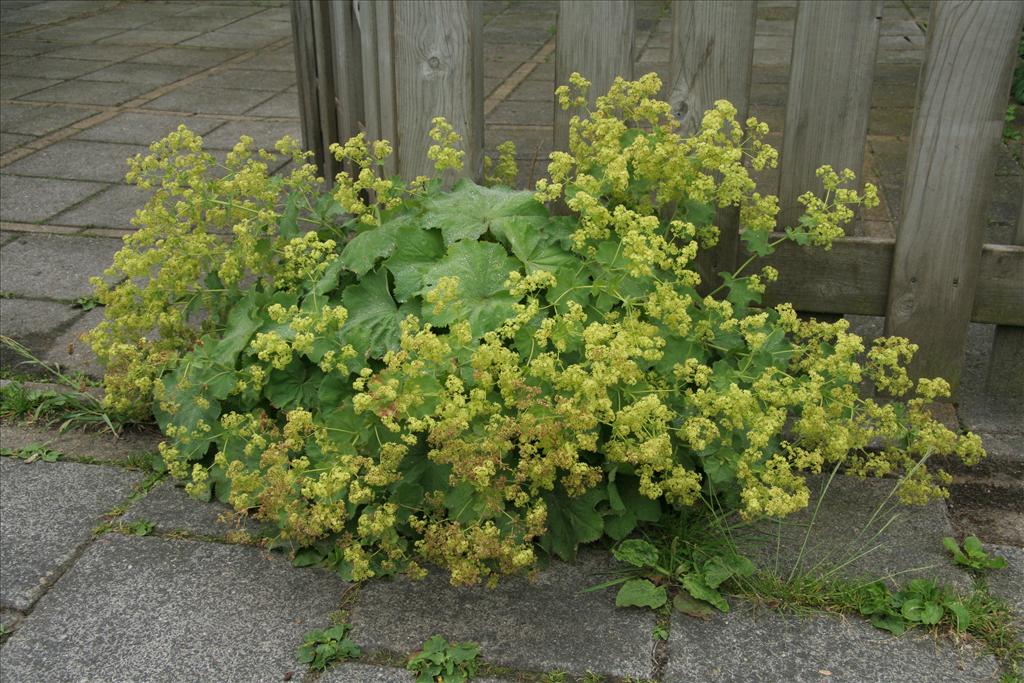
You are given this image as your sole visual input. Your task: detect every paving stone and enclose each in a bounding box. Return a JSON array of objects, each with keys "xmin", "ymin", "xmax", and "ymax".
[
  {"xmin": 217, "ymin": 15, "xmax": 292, "ymax": 37},
  {"xmin": 3, "ymin": 140, "xmax": 144, "ymax": 182},
  {"xmin": 197, "ymin": 67, "xmax": 295, "ymax": 92},
  {"xmin": 46, "ymin": 306, "xmax": 104, "ymax": 377},
  {"xmin": 245, "ymin": 90, "xmax": 299, "ymax": 117},
  {"xmin": 236, "ymin": 47, "xmax": 295, "ymax": 72},
  {"xmin": 0, "ymin": 38, "xmax": 58, "ymax": 57},
  {"xmin": 175, "ymin": 3, "xmax": 264, "ymax": 20},
  {"xmin": 0, "ymin": 299, "xmax": 80, "ymax": 371},
  {"xmin": 144, "ymin": 85, "xmax": 276, "ymax": 115},
  {"xmin": 485, "ymin": 124, "xmax": 552, "ymax": 157},
  {"xmin": 121, "ymin": 480, "xmax": 261, "ymax": 538},
  {"xmin": 959, "ymin": 323, "xmax": 1023, "ymax": 436},
  {"xmin": 55, "ymin": 8, "xmax": 154, "ymax": 30},
  {"xmin": 743, "ymin": 475, "xmax": 971, "ymax": 590},
  {"xmin": 665, "ymin": 602, "xmax": 1000, "ymax": 683},
  {"xmin": 985, "ymin": 544, "xmax": 1024, "ymax": 627},
  {"xmin": 0, "ymin": 534, "xmax": 346, "ymax": 682},
  {"xmin": 349, "ymin": 549, "xmax": 655, "ymax": 678},
  {"xmin": 0, "ymin": 457, "xmax": 142, "ymax": 611},
  {"xmin": 129, "ymin": 46, "xmax": 244, "ymax": 67},
  {"xmin": 50, "ymin": 183, "xmax": 150, "ymax": 228},
  {"xmin": 486, "ymin": 99, "xmax": 549, "ymax": 126},
  {"xmin": 96, "ymin": 28, "xmax": 202, "ymax": 46},
  {"xmin": 77, "ymin": 61, "xmax": 200, "ymax": 86},
  {"xmin": 508, "ymin": 76, "xmax": 556, "ymax": 102},
  {"xmin": 0, "ymin": 102, "xmax": 99, "ymax": 136},
  {"xmin": 144, "ymin": 15, "xmax": 240, "ymax": 32},
  {"xmin": 320, "ymin": 663, "xmax": 511, "ymax": 683},
  {"xmin": 1, "ymin": 607, "xmax": 24, "ymax": 634},
  {"xmin": 0, "ymin": 174, "xmax": 105, "ymax": 223},
  {"xmin": 46, "ymin": 43, "xmax": 155, "ymax": 61},
  {"xmin": 2, "ymin": 57, "xmax": 112, "ymax": 80},
  {"xmin": 0, "ymin": 233, "xmax": 122, "ymax": 300},
  {"xmin": 72, "ymin": 110, "xmax": 224, "ymax": 145},
  {"xmin": 0, "ymin": 132, "xmax": 32, "ymax": 153},
  {"xmin": 181, "ymin": 29, "xmax": 282, "ymax": 50},
  {"xmin": 0, "ymin": 419, "xmax": 160, "ymax": 464},
  {"xmin": 1, "ymin": 76, "xmax": 63, "ymax": 99},
  {"xmin": 19, "ymin": 79, "xmax": 151, "ymax": 106},
  {"xmin": 27, "ymin": 25, "xmax": 124, "ymax": 43},
  {"xmin": 201, "ymin": 118, "xmax": 302, "ymax": 151}
]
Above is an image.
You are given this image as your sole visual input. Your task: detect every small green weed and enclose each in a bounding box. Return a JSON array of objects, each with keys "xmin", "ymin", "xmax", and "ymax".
[
  {"xmin": 0, "ymin": 443, "xmax": 61, "ymax": 462},
  {"xmin": 295, "ymin": 623, "xmax": 361, "ymax": 671},
  {"xmin": 407, "ymin": 635, "xmax": 480, "ymax": 683},
  {"xmin": 944, "ymin": 535, "xmax": 1008, "ymax": 571},
  {"xmin": 71, "ymin": 295, "xmax": 100, "ymax": 311},
  {"xmin": 125, "ymin": 519, "xmax": 155, "ymax": 537}
]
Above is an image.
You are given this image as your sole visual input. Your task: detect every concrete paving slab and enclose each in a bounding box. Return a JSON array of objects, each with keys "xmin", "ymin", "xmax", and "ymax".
[
  {"xmin": 1, "ymin": 76, "xmax": 63, "ymax": 99},
  {"xmin": 144, "ymin": 85, "xmax": 276, "ymax": 116},
  {"xmin": 19, "ymin": 79, "xmax": 151, "ymax": 106},
  {"xmin": 46, "ymin": 43, "xmax": 155, "ymax": 61},
  {"xmin": 2, "ymin": 57, "xmax": 111, "ymax": 80},
  {"xmin": 0, "ymin": 298, "xmax": 80, "ymax": 371},
  {"xmin": 77, "ymin": 61, "xmax": 201, "ymax": 86},
  {"xmin": 0, "ymin": 457, "xmax": 142, "ymax": 610},
  {"xmin": 72, "ymin": 110, "xmax": 224, "ymax": 145},
  {"xmin": 743, "ymin": 475, "xmax": 971, "ymax": 590},
  {"xmin": 50, "ymin": 182, "xmax": 149, "ymax": 228},
  {"xmin": 320, "ymin": 663, "xmax": 511, "ymax": 683},
  {"xmin": 0, "ymin": 233, "xmax": 121, "ymax": 300},
  {"xmin": 96, "ymin": 28, "xmax": 202, "ymax": 46},
  {"xmin": 0, "ymin": 102, "xmax": 99, "ymax": 136},
  {"xmin": 3, "ymin": 139, "xmax": 144, "ymax": 182},
  {"xmin": 197, "ymin": 67, "xmax": 295, "ymax": 92},
  {"xmin": 665, "ymin": 602, "xmax": 1001, "ymax": 683},
  {"xmin": 45, "ymin": 306, "xmax": 104, "ymax": 377},
  {"xmin": 985, "ymin": 544, "xmax": 1024, "ymax": 627},
  {"xmin": 0, "ymin": 38, "xmax": 59, "ymax": 58},
  {"xmin": 202, "ymin": 118, "xmax": 302, "ymax": 151},
  {"xmin": 1, "ymin": 607, "xmax": 24, "ymax": 634},
  {"xmin": 0, "ymin": 174, "xmax": 105, "ymax": 223},
  {"xmin": 145, "ymin": 15, "xmax": 240, "ymax": 32},
  {"xmin": 180, "ymin": 29, "xmax": 282, "ymax": 50},
  {"xmin": 0, "ymin": 534, "xmax": 347, "ymax": 682},
  {"xmin": 0, "ymin": 132, "xmax": 32, "ymax": 153},
  {"xmin": 129, "ymin": 46, "xmax": 244, "ymax": 67},
  {"xmin": 245, "ymin": 91, "xmax": 300, "ymax": 118},
  {"xmin": 236, "ymin": 47, "xmax": 295, "ymax": 72},
  {"xmin": 349, "ymin": 549, "xmax": 656, "ymax": 679},
  {"xmin": 121, "ymin": 480, "xmax": 260, "ymax": 538},
  {"xmin": 0, "ymin": 419, "xmax": 160, "ymax": 464}
]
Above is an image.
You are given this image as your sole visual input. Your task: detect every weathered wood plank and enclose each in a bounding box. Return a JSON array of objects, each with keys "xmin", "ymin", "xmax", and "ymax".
[
  {"xmin": 328, "ymin": 0, "xmax": 364, "ymax": 170},
  {"xmin": 290, "ymin": 0, "xmax": 322, "ymax": 167},
  {"xmin": 779, "ymin": 1, "xmax": 882, "ymax": 232},
  {"xmin": 554, "ymin": 0, "xmax": 634, "ymax": 153},
  {"xmin": 669, "ymin": 0, "xmax": 756, "ymax": 284},
  {"xmin": 987, "ymin": 199, "xmax": 1024, "ymax": 396},
  {"xmin": 354, "ymin": 0, "xmax": 397, "ymax": 176},
  {"xmin": 392, "ymin": 0, "xmax": 483, "ymax": 181},
  {"xmin": 311, "ymin": 0, "xmax": 339, "ymax": 182},
  {"xmin": 762, "ymin": 237, "xmax": 1024, "ymax": 327},
  {"xmin": 885, "ymin": 1, "xmax": 1024, "ymax": 388}
]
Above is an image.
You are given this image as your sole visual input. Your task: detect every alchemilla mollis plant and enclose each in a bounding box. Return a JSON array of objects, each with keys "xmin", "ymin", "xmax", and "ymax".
[{"xmin": 87, "ymin": 73, "xmax": 985, "ymax": 586}]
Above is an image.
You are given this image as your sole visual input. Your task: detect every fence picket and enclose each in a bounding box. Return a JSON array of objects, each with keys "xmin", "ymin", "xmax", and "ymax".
[
  {"xmin": 668, "ymin": 0, "xmax": 755, "ymax": 283},
  {"xmin": 885, "ymin": 0, "xmax": 1024, "ymax": 389},
  {"xmin": 779, "ymin": 0, "xmax": 882, "ymax": 231},
  {"xmin": 290, "ymin": 1, "xmax": 322, "ymax": 169},
  {"xmin": 554, "ymin": 0, "xmax": 634, "ymax": 153},
  {"xmin": 327, "ymin": 0, "xmax": 364, "ymax": 175}
]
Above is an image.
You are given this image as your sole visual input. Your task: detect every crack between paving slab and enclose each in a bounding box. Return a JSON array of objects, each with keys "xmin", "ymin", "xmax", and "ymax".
[{"xmin": 0, "ymin": 34, "xmax": 293, "ymax": 168}]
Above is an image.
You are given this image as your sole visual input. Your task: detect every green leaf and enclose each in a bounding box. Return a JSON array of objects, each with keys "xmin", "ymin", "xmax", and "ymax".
[
  {"xmin": 740, "ymin": 228, "xmax": 773, "ymax": 256},
  {"xmin": 422, "ymin": 180, "xmax": 548, "ymax": 245},
  {"xmin": 871, "ymin": 613, "xmax": 907, "ymax": 635},
  {"xmin": 341, "ymin": 269, "xmax": 416, "ymax": 358},
  {"xmin": 339, "ymin": 220, "xmax": 400, "ymax": 276},
  {"xmin": 541, "ymin": 486, "xmax": 607, "ymax": 562},
  {"xmin": 673, "ymin": 592, "xmax": 715, "ymax": 619},
  {"xmin": 682, "ymin": 574, "xmax": 729, "ymax": 612},
  {"xmin": 719, "ymin": 272, "xmax": 762, "ymax": 315},
  {"xmin": 292, "ymin": 548, "xmax": 323, "ymax": 567},
  {"xmin": 615, "ymin": 579, "xmax": 667, "ymax": 609},
  {"xmin": 496, "ymin": 217, "xmax": 580, "ymax": 273},
  {"xmin": 279, "ymin": 192, "xmax": 300, "ymax": 239},
  {"xmin": 612, "ymin": 539, "xmax": 660, "ymax": 568},
  {"xmin": 420, "ymin": 240, "xmax": 520, "ymax": 338},
  {"xmin": 383, "ymin": 224, "xmax": 445, "ymax": 302},
  {"xmin": 263, "ymin": 357, "xmax": 323, "ymax": 409},
  {"xmin": 210, "ymin": 294, "xmax": 261, "ymax": 367},
  {"xmin": 944, "ymin": 600, "xmax": 971, "ymax": 631},
  {"xmin": 603, "ymin": 510, "xmax": 637, "ymax": 540}
]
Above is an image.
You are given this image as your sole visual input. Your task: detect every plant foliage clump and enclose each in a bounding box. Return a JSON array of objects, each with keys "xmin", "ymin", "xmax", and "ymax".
[{"xmin": 87, "ymin": 73, "xmax": 985, "ymax": 586}]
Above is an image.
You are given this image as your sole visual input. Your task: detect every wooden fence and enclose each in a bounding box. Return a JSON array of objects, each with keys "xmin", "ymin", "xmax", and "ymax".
[{"xmin": 291, "ymin": 0, "xmax": 1024, "ymax": 394}]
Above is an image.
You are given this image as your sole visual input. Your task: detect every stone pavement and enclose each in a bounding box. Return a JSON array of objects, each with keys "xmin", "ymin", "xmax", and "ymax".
[{"xmin": 0, "ymin": 1, "xmax": 1021, "ymax": 681}]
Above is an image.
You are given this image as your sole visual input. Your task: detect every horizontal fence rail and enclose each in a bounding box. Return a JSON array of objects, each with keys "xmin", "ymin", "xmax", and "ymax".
[{"xmin": 291, "ymin": 0, "xmax": 1024, "ymax": 392}]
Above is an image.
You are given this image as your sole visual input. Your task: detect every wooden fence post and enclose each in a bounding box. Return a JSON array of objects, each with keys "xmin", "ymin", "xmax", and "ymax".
[
  {"xmin": 987, "ymin": 197, "xmax": 1024, "ymax": 396},
  {"xmin": 353, "ymin": 0, "xmax": 398, "ymax": 177},
  {"xmin": 327, "ymin": 0, "xmax": 364, "ymax": 169},
  {"xmin": 554, "ymin": 0, "xmax": 635, "ymax": 153},
  {"xmin": 310, "ymin": 0, "xmax": 340, "ymax": 182},
  {"xmin": 778, "ymin": 0, "xmax": 882, "ymax": 232},
  {"xmin": 668, "ymin": 0, "xmax": 755, "ymax": 282},
  {"xmin": 885, "ymin": 1, "xmax": 1024, "ymax": 389},
  {"xmin": 290, "ymin": 1, "xmax": 322, "ymax": 170}
]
